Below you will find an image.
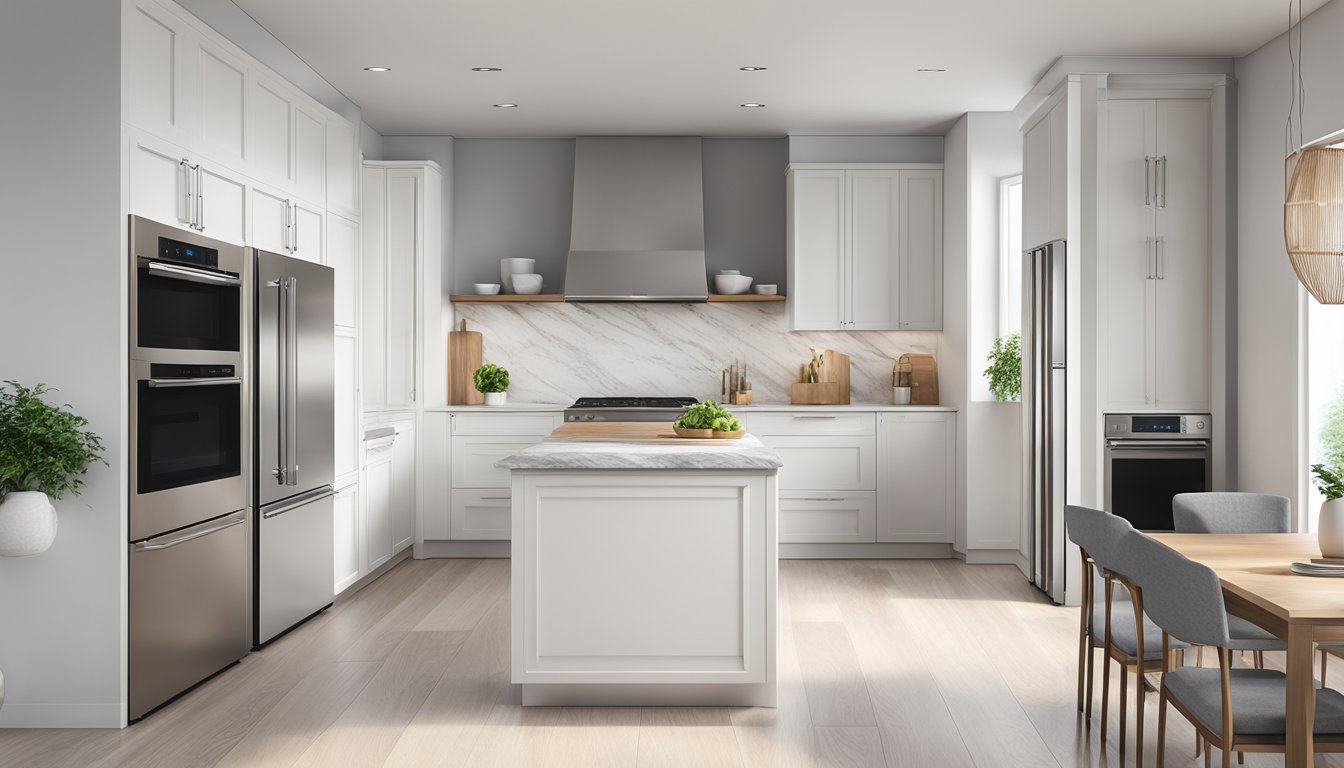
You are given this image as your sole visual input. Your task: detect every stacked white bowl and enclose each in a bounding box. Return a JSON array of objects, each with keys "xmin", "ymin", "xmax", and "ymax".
[
  {"xmin": 500, "ymin": 258, "xmax": 537, "ymax": 294},
  {"xmin": 714, "ymin": 269, "xmax": 753, "ymax": 295}
]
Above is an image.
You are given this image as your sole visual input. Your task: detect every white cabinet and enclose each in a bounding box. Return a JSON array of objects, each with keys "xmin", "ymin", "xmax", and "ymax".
[
  {"xmin": 328, "ymin": 214, "xmax": 360, "ymax": 328},
  {"xmin": 362, "ymin": 430, "xmax": 395, "ymax": 571},
  {"xmin": 127, "ymin": 130, "xmax": 247, "ymax": 245},
  {"xmin": 1098, "ymin": 98, "xmax": 1210, "ymax": 410},
  {"xmin": 1023, "ymin": 100, "xmax": 1068, "ymax": 248},
  {"xmin": 334, "ymin": 481, "xmax": 360, "ymax": 594},
  {"xmin": 779, "ymin": 491, "xmax": 876, "ymax": 544},
  {"xmin": 194, "ymin": 41, "xmax": 249, "ymax": 170},
  {"xmin": 325, "ymin": 117, "xmax": 360, "ymax": 219},
  {"xmin": 196, "ymin": 163, "xmax": 248, "ymax": 244},
  {"xmin": 293, "ymin": 103, "xmax": 326, "ymax": 206},
  {"xmin": 787, "ymin": 165, "xmax": 943, "ymax": 331},
  {"xmin": 291, "ymin": 200, "xmax": 324, "ymax": 264},
  {"xmin": 361, "ymin": 162, "xmax": 443, "ymax": 412},
  {"xmin": 249, "ymin": 75, "xmax": 295, "ymax": 193},
  {"xmin": 250, "ymin": 186, "xmax": 323, "ymax": 262},
  {"xmin": 877, "ymin": 412, "xmax": 955, "ymax": 543},
  {"xmin": 420, "ymin": 413, "xmax": 452, "ymax": 541},
  {"xmin": 125, "ymin": 0, "xmax": 197, "ymax": 147},
  {"xmin": 390, "ymin": 419, "xmax": 416, "ymax": 553},
  {"xmin": 334, "ymin": 331, "xmax": 360, "ymax": 479},
  {"xmin": 450, "ymin": 490, "xmax": 513, "ymax": 540}
]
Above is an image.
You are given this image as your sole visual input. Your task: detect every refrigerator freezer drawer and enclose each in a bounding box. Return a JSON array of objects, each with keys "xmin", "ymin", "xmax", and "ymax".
[
  {"xmin": 129, "ymin": 510, "xmax": 249, "ymax": 720},
  {"xmin": 257, "ymin": 487, "xmax": 335, "ymax": 645}
]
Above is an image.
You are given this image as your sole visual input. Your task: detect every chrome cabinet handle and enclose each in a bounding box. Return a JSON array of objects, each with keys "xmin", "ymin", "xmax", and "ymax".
[
  {"xmin": 180, "ymin": 158, "xmax": 193, "ymax": 225},
  {"xmin": 284, "ymin": 200, "xmax": 294, "ymax": 252},
  {"xmin": 134, "ymin": 511, "xmax": 245, "ymax": 551},
  {"xmin": 1145, "ymin": 237, "xmax": 1154, "ymax": 279},
  {"xmin": 794, "ymin": 415, "xmax": 839, "ymax": 420},
  {"xmin": 194, "ymin": 165, "xmax": 204, "ymax": 231},
  {"xmin": 146, "ymin": 377, "xmax": 242, "ymax": 388},
  {"xmin": 1145, "ymin": 156, "xmax": 1153, "ymax": 206},
  {"xmin": 1158, "ymin": 156, "xmax": 1167, "ymax": 208},
  {"xmin": 797, "ymin": 497, "xmax": 845, "ymax": 502},
  {"xmin": 1155, "ymin": 237, "xmax": 1165, "ymax": 279},
  {"xmin": 143, "ymin": 260, "xmax": 242, "ymax": 286},
  {"xmin": 478, "ymin": 496, "xmax": 511, "ymax": 501}
]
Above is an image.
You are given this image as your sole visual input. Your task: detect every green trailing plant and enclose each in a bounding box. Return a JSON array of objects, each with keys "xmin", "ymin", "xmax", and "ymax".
[
  {"xmin": 472, "ymin": 363, "xmax": 510, "ymax": 394},
  {"xmin": 983, "ymin": 331, "xmax": 1022, "ymax": 402},
  {"xmin": 0, "ymin": 381, "xmax": 106, "ymax": 501},
  {"xmin": 1312, "ymin": 462, "xmax": 1344, "ymax": 501},
  {"xmin": 675, "ymin": 401, "xmax": 743, "ymax": 432}
]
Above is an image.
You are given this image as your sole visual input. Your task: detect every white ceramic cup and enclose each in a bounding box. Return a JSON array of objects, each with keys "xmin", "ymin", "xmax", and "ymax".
[
  {"xmin": 500, "ymin": 258, "xmax": 537, "ymax": 294},
  {"xmin": 511, "ymin": 273, "xmax": 543, "ymax": 295},
  {"xmin": 893, "ymin": 386, "xmax": 912, "ymax": 405}
]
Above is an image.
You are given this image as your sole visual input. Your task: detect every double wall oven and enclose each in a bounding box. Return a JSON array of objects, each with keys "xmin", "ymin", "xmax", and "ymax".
[
  {"xmin": 128, "ymin": 216, "xmax": 250, "ymax": 720},
  {"xmin": 1103, "ymin": 413, "xmax": 1213, "ymax": 531}
]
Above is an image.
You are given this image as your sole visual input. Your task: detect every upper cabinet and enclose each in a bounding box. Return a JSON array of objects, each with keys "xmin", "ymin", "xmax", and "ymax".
[
  {"xmin": 248, "ymin": 73, "xmax": 326, "ymax": 206},
  {"xmin": 787, "ymin": 165, "xmax": 943, "ymax": 331},
  {"xmin": 325, "ymin": 118, "xmax": 361, "ymax": 220},
  {"xmin": 1022, "ymin": 101, "xmax": 1067, "ymax": 249}
]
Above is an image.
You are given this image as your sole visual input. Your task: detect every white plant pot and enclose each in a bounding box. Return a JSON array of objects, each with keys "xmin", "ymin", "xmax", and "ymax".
[
  {"xmin": 1320, "ymin": 498, "xmax": 1344, "ymax": 558},
  {"xmin": 892, "ymin": 386, "xmax": 912, "ymax": 406},
  {"xmin": 484, "ymin": 391, "xmax": 507, "ymax": 406},
  {"xmin": 0, "ymin": 491, "xmax": 58, "ymax": 557}
]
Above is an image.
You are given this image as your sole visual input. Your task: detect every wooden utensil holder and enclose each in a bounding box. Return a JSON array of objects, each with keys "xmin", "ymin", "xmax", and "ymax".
[{"xmin": 789, "ymin": 349, "xmax": 851, "ymax": 405}]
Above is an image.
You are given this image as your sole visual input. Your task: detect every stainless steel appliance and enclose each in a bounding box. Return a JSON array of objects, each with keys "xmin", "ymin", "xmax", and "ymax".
[
  {"xmin": 128, "ymin": 216, "xmax": 250, "ymax": 721},
  {"xmin": 1022, "ymin": 240, "xmax": 1068, "ymax": 604},
  {"xmin": 253, "ymin": 249, "xmax": 335, "ymax": 646},
  {"xmin": 1104, "ymin": 413, "xmax": 1213, "ymax": 531},
  {"xmin": 564, "ymin": 396, "xmax": 698, "ymax": 422}
]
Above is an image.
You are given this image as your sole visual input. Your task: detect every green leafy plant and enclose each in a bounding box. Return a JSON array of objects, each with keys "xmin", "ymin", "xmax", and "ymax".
[
  {"xmin": 983, "ymin": 331, "xmax": 1022, "ymax": 402},
  {"xmin": 1319, "ymin": 384, "xmax": 1344, "ymax": 467},
  {"xmin": 472, "ymin": 363, "xmax": 510, "ymax": 394},
  {"xmin": 0, "ymin": 382, "xmax": 106, "ymax": 501},
  {"xmin": 675, "ymin": 401, "xmax": 743, "ymax": 432},
  {"xmin": 1312, "ymin": 462, "xmax": 1344, "ymax": 501}
]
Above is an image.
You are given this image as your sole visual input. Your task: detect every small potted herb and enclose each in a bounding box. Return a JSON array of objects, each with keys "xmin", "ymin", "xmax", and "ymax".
[
  {"xmin": 983, "ymin": 331, "xmax": 1022, "ymax": 402},
  {"xmin": 0, "ymin": 382, "xmax": 106, "ymax": 557},
  {"xmin": 674, "ymin": 401, "xmax": 745, "ymax": 439},
  {"xmin": 1311, "ymin": 462, "xmax": 1344, "ymax": 557},
  {"xmin": 473, "ymin": 363, "xmax": 511, "ymax": 406}
]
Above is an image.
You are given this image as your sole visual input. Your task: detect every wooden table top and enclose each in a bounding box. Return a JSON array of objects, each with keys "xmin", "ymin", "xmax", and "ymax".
[
  {"xmin": 549, "ymin": 421, "xmax": 743, "ymax": 444},
  {"xmin": 1149, "ymin": 533, "xmax": 1344, "ymax": 624}
]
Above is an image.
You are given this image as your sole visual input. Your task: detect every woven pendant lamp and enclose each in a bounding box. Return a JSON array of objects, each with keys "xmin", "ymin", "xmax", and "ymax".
[{"xmin": 1285, "ymin": 146, "xmax": 1344, "ymax": 304}]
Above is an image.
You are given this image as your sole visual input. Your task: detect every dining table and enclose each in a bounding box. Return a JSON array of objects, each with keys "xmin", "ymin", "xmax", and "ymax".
[{"xmin": 1150, "ymin": 533, "xmax": 1344, "ymax": 767}]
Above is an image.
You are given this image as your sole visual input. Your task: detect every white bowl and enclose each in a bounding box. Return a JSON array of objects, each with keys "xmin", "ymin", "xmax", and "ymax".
[
  {"xmin": 753, "ymin": 284, "xmax": 778, "ymax": 295},
  {"xmin": 473, "ymin": 283, "xmax": 501, "ymax": 295},
  {"xmin": 719, "ymin": 269, "xmax": 741, "ymax": 275},
  {"xmin": 714, "ymin": 274, "xmax": 753, "ymax": 295},
  {"xmin": 511, "ymin": 273, "xmax": 544, "ymax": 295},
  {"xmin": 500, "ymin": 258, "xmax": 536, "ymax": 293}
]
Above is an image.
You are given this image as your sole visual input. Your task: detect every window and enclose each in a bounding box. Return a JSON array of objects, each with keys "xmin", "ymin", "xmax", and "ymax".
[
  {"xmin": 999, "ymin": 175, "xmax": 1024, "ymax": 336},
  {"xmin": 1307, "ymin": 300, "xmax": 1344, "ymax": 530}
]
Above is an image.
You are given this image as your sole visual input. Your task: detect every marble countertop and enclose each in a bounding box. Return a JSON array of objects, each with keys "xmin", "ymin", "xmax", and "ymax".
[
  {"xmin": 496, "ymin": 432, "xmax": 784, "ymax": 471},
  {"xmin": 437, "ymin": 402, "xmax": 957, "ymax": 413}
]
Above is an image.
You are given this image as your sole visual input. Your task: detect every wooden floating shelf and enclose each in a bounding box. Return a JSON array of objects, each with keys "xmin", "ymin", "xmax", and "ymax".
[
  {"xmin": 707, "ymin": 294, "xmax": 786, "ymax": 302},
  {"xmin": 450, "ymin": 294, "xmax": 565, "ymax": 303}
]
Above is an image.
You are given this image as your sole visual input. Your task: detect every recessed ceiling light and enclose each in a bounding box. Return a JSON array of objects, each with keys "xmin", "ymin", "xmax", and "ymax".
[
  {"xmin": 916, "ymin": 68, "xmax": 946, "ymax": 73},
  {"xmin": 472, "ymin": 67, "xmax": 503, "ymax": 72},
  {"xmin": 363, "ymin": 66, "xmax": 391, "ymax": 72},
  {"xmin": 739, "ymin": 66, "xmax": 768, "ymax": 71},
  {"xmin": 493, "ymin": 103, "xmax": 519, "ymax": 108},
  {"xmin": 740, "ymin": 102, "xmax": 766, "ymax": 108}
]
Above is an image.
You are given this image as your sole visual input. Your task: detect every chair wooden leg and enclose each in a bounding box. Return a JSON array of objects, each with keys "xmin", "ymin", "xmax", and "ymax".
[
  {"xmin": 1324, "ymin": 648, "xmax": 1330, "ymax": 685},
  {"xmin": 1102, "ymin": 654, "xmax": 1112, "ymax": 745},
  {"xmin": 1197, "ymin": 645, "xmax": 1204, "ymax": 667},
  {"xmin": 1157, "ymin": 690, "xmax": 1168, "ymax": 768},
  {"xmin": 1120, "ymin": 662, "xmax": 1129, "ymax": 761},
  {"xmin": 1204, "ymin": 743, "xmax": 1211, "ymax": 768},
  {"xmin": 1195, "ymin": 735, "xmax": 1201, "ymax": 757},
  {"xmin": 1222, "ymin": 745, "xmax": 1230, "ymax": 768},
  {"xmin": 1236, "ymin": 749, "xmax": 1244, "ymax": 764},
  {"xmin": 1135, "ymin": 663, "xmax": 1146, "ymax": 768},
  {"xmin": 1085, "ymin": 644, "xmax": 1096, "ymax": 724},
  {"xmin": 1253, "ymin": 651, "xmax": 1263, "ymax": 670}
]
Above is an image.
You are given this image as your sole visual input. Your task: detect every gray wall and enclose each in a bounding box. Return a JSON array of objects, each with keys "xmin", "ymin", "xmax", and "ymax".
[
  {"xmin": 0, "ymin": 0, "xmax": 126, "ymax": 727},
  {"xmin": 788, "ymin": 135, "xmax": 944, "ymax": 164},
  {"xmin": 703, "ymin": 139, "xmax": 788, "ymax": 287}
]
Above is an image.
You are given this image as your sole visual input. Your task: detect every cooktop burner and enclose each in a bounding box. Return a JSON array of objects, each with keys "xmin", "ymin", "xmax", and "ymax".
[
  {"xmin": 572, "ymin": 397, "xmax": 698, "ymax": 409},
  {"xmin": 565, "ymin": 396, "xmax": 699, "ymax": 422}
]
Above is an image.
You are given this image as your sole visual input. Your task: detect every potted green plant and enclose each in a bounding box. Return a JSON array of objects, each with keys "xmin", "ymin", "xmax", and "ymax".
[
  {"xmin": 473, "ymin": 363, "xmax": 511, "ymax": 406},
  {"xmin": 0, "ymin": 382, "xmax": 105, "ymax": 557},
  {"xmin": 1311, "ymin": 462, "xmax": 1344, "ymax": 558},
  {"xmin": 673, "ymin": 401, "xmax": 744, "ymax": 439},
  {"xmin": 983, "ymin": 331, "xmax": 1022, "ymax": 402}
]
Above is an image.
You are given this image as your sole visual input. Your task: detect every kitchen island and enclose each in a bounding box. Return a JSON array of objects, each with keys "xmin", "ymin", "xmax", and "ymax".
[{"xmin": 497, "ymin": 422, "xmax": 782, "ymax": 706}]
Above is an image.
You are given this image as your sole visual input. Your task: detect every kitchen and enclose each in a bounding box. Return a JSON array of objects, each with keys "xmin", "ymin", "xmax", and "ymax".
[{"xmin": 4, "ymin": 0, "xmax": 1344, "ymax": 766}]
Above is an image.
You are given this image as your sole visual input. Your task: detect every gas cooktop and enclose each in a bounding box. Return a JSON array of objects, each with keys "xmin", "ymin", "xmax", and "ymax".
[{"xmin": 565, "ymin": 396, "xmax": 698, "ymax": 422}]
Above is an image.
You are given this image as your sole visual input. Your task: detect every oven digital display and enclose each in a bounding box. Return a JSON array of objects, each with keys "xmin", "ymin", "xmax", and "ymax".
[
  {"xmin": 158, "ymin": 236, "xmax": 218, "ymax": 269},
  {"xmin": 1131, "ymin": 416, "xmax": 1181, "ymax": 433}
]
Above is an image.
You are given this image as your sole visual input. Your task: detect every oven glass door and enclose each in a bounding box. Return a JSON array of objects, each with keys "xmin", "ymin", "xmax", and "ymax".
[
  {"xmin": 137, "ymin": 379, "xmax": 241, "ymax": 494},
  {"xmin": 1107, "ymin": 444, "xmax": 1210, "ymax": 531},
  {"xmin": 136, "ymin": 261, "xmax": 242, "ymax": 352}
]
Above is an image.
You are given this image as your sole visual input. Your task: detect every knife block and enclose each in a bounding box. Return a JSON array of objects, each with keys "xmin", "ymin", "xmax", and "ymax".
[{"xmin": 789, "ymin": 349, "xmax": 851, "ymax": 405}]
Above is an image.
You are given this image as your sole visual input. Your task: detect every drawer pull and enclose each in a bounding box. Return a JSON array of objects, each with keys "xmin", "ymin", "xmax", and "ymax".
[
  {"xmin": 478, "ymin": 496, "xmax": 511, "ymax": 501},
  {"xmin": 798, "ymin": 497, "xmax": 845, "ymax": 502},
  {"xmin": 793, "ymin": 415, "xmax": 839, "ymax": 420}
]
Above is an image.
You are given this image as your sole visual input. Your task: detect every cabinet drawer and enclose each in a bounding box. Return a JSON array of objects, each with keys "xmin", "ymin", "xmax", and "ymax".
[
  {"xmin": 780, "ymin": 491, "xmax": 876, "ymax": 543},
  {"xmin": 759, "ymin": 435, "xmax": 876, "ymax": 490},
  {"xmin": 744, "ymin": 412, "xmax": 875, "ymax": 436},
  {"xmin": 450, "ymin": 489, "xmax": 511, "ymax": 540},
  {"xmin": 451, "ymin": 412, "xmax": 562, "ymax": 436},
  {"xmin": 451, "ymin": 435, "xmax": 547, "ymax": 488}
]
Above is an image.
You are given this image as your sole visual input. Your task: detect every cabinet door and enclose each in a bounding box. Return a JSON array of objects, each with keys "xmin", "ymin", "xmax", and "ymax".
[
  {"xmin": 421, "ymin": 413, "xmax": 451, "ymax": 541},
  {"xmin": 125, "ymin": 0, "xmax": 196, "ymax": 146},
  {"xmin": 291, "ymin": 201, "xmax": 324, "ymax": 264},
  {"xmin": 779, "ymin": 491, "xmax": 876, "ymax": 543},
  {"xmin": 325, "ymin": 117, "xmax": 360, "ymax": 217},
  {"xmin": 390, "ymin": 420, "xmax": 416, "ymax": 553},
  {"xmin": 450, "ymin": 490, "xmax": 512, "ymax": 540},
  {"xmin": 847, "ymin": 170, "xmax": 900, "ymax": 330},
  {"xmin": 195, "ymin": 41, "xmax": 248, "ymax": 169},
  {"xmin": 1022, "ymin": 115, "xmax": 1051, "ymax": 250},
  {"xmin": 334, "ymin": 331, "xmax": 359, "ymax": 479},
  {"xmin": 360, "ymin": 168, "xmax": 387, "ymax": 409},
  {"xmin": 250, "ymin": 183, "xmax": 290, "ymax": 255},
  {"xmin": 293, "ymin": 102, "xmax": 326, "ymax": 206},
  {"xmin": 1098, "ymin": 99, "xmax": 1157, "ymax": 409},
  {"xmin": 385, "ymin": 169, "xmax": 421, "ymax": 408},
  {"xmin": 128, "ymin": 131, "xmax": 193, "ymax": 230},
  {"xmin": 754, "ymin": 435, "xmax": 876, "ymax": 491},
  {"xmin": 898, "ymin": 170, "xmax": 943, "ymax": 330},
  {"xmin": 363, "ymin": 452, "xmax": 393, "ymax": 571},
  {"xmin": 250, "ymin": 75, "xmax": 295, "ymax": 190},
  {"xmin": 1154, "ymin": 100, "xmax": 1211, "ymax": 410},
  {"xmin": 789, "ymin": 170, "xmax": 846, "ymax": 330},
  {"xmin": 877, "ymin": 413, "xmax": 954, "ymax": 543},
  {"xmin": 334, "ymin": 482, "xmax": 360, "ymax": 594},
  {"xmin": 196, "ymin": 163, "xmax": 247, "ymax": 245},
  {"xmin": 328, "ymin": 214, "xmax": 360, "ymax": 329},
  {"xmin": 452, "ymin": 435, "xmax": 548, "ymax": 488}
]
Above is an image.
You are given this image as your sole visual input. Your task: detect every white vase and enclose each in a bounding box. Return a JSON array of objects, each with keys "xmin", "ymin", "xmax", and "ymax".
[
  {"xmin": 0, "ymin": 491, "xmax": 58, "ymax": 557},
  {"xmin": 1321, "ymin": 498, "xmax": 1344, "ymax": 558},
  {"xmin": 484, "ymin": 391, "xmax": 507, "ymax": 406}
]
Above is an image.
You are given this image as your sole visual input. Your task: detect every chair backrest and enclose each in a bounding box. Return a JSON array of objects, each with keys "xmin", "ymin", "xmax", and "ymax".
[
  {"xmin": 1172, "ymin": 492, "xmax": 1291, "ymax": 533},
  {"xmin": 1120, "ymin": 529, "xmax": 1230, "ymax": 648}
]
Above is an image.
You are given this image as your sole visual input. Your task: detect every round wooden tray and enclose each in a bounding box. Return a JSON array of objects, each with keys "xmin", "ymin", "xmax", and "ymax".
[{"xmin": 672, "ymin": 426, "xmax": 743, "ymax": 440}]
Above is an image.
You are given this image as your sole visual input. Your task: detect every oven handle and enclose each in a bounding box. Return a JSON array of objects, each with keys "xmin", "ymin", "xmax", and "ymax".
[
  {"xmin": 134, "ymin": 511, "xmax": 246, "ymax": 551},
  {"xmin": 146, "ymin": 377, "xmax": 242, "ymax": 388},
  {"xmin": 1106, "ymin": 440, "xmax": 1210, "ymax": 450},
  {"xmin": 142, "ymin": 259, "xmax": 243, "ymax": 287}
]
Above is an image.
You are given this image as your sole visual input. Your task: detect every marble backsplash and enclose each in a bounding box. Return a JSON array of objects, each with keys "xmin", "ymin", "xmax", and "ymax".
[{"xmin": 453, "ymin": 302, "xmax": 941, "ymax": 404}]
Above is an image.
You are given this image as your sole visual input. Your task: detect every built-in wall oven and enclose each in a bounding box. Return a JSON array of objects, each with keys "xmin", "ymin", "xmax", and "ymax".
[
  {"xmin": 1103, "ymin": 413, "xmax": 1213, "ymax": 531},
  {"xmin": 127, "ymin": 216, "xmax": 250, "ymax": 721}
]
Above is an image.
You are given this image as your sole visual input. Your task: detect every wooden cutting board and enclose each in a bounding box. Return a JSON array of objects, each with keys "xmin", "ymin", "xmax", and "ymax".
[
  {"xmin": 551, "ymin": 422, "xmax": 743, "ymax": 443},
  {"xmin": 447, "ymin": 320, "xmax": 484, "ymax": 405},
  {"xmin": 899, "ymin": 353, "xmax": 939, "ymax": 405}
]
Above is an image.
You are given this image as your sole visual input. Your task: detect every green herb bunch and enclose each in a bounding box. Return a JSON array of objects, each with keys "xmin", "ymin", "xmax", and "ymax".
[
  {"xmin": 983, "ymin": 331, "xmax": 1022, "ymax": 402},
  {"xmin": 0, "ymin": 381, "xmax": 106, "ymax": 500},
  {"xmin": 473, "ymin": 363, "xmax": 510, "ymax": 394},
  {"xmin": 675, "ymin": 401, "xmax": 743, "ymax": 432},
  {"xmin": 1312, "ymin": 463, "xmax": 1344, "ymax": 501}
]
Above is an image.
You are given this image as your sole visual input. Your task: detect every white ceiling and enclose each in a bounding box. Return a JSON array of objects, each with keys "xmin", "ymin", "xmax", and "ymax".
[{"xmin": 233, "ymin": 0, "xmax": 1324, "ymax": 137}]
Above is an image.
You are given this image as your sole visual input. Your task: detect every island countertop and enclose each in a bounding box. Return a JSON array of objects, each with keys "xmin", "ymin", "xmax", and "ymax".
[{"xmin": 495, "ymin": 422, "xmax": 783, "ymax": 471}]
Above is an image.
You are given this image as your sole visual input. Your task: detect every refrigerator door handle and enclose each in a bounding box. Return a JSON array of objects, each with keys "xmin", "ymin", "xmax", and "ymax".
[
  {"xmin": 269, "ymin": 277, "xmax": 287, "ymax": 484},
  {"xmin": 262, "ymin": 486, "xmax": 335, "ymax": 519},
  {"xmin": 134, "ymin": 511, "xmax": 246, "ymax": 551},
  {"xmin": 285, "ymin": 275, "xmax": 300, "ymax": 486}
]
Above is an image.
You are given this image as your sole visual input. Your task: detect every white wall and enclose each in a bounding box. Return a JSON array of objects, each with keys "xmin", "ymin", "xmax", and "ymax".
[
  {"xmin": 1235, "ymin": 0, "xmax": 1344, "ymax": 517},
  {"xmin": 943, "ymin": 117, "xmax": 970, "ymax": 553},
  {"xmin": 0, "ymin": 0, "xmax": 126, "ymax": 727},
  {"xmin": 788, "ymin": 135, "xmax": 944, "ymax": 164}
]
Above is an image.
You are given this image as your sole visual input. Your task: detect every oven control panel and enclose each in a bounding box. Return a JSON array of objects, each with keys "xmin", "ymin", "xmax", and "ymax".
[{"xmin": 1104, "ymin": 413, "xmax": 1211, "ymax": 439}]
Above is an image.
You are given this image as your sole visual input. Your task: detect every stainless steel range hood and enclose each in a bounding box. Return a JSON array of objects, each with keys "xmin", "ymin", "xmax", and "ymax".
[{"xmin": 564, "ymin": 138, "xmax": 709, "ymax": 302}]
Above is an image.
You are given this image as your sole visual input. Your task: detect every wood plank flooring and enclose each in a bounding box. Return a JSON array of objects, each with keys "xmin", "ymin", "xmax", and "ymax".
[{"xmin": 5, "ymin": 557, "xmax": 1344, "ymax": 767}]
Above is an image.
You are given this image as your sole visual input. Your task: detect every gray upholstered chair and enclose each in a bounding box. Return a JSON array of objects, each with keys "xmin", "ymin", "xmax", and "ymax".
[
  {"xmin": 1172, "ymin": 492, "xmax": 1291, "ymax": 534},
  {"xmin": 1124, "ymin": 529, "xmax": 1344, "ymax": 768}
]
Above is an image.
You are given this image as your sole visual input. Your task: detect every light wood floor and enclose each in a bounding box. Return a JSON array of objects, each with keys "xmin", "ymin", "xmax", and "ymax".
[{"xmin": 5, "ymin": 557, "xmax": 1344, "ymax": 768}]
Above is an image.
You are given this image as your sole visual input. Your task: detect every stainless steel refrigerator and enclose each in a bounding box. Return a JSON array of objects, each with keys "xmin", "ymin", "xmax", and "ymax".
[
  {"xmin": 253, "ymin": 249, "xmax": 336, "ymax": 646},
  {"xmin": 1022, "ymin": 240, "xmax": 1068, "ymax": 604}
]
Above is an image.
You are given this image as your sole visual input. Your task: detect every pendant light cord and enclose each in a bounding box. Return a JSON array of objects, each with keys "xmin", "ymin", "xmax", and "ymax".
[{"xmin": 1287, "ymin": 0, "xmax": 1306, "ymax": 157}]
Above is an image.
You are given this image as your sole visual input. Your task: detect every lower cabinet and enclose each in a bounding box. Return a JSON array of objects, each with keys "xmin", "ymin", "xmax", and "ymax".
[
  {"xmin": 333, "ymin": 480, "xmax": 360, "ymax": 594},
  {"xmin": 779, "ymin": 491, "xmax": 876, "ymax": 543},
  {"xmin": 877, "ymin": 412, "xmax": 955, "ymax": 543},
  {"xmin": 363, "ymin": 431, "xmax": 395, "ymax": 571},
  {"xmin": 389, "ymin": 418, "xmax": 416, "ymax": 552},
  {"xmin": 450, "ymin": 489, "xmax": 512, "ymax": 540}
]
